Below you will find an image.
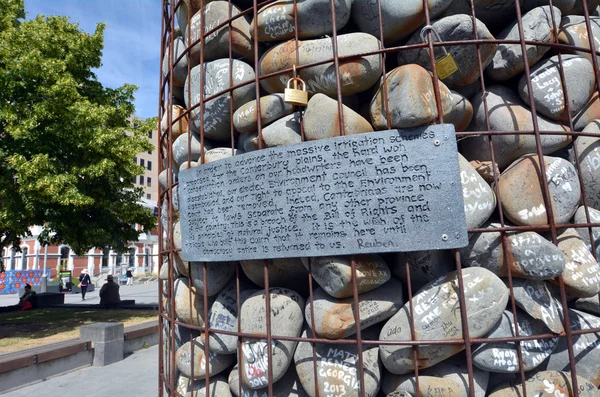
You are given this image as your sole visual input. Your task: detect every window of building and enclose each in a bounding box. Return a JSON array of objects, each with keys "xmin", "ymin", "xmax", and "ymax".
[
  {"xmin": 147, "ymin": 177, "xmax": 151, "ymax": 187},
  {"xmin": 133, "ymin": 157, "xmax": 137, "ymax": 164},
  {"xmin": 145, "ymin": 247, "xmax": 151, "ymax": 267},
  {"xmin": 148, "ymin": 130, "xmax": 153, "ymax": 139},
  {"xmin": 147, "ymin": 161, "xmax": 152, "ymax": 171},
  {"xmin": 132, "ymin": 175, "xmax": 136, "ymax": 184},
  {"xmin": 60, "ymin": 246, "xmax": 70, "ymax": 271},
  {"xmin": 140, "ymin": 175, "xmax": 144, "ymax": 185},
  {"xmin": 21, "ymin": 247, "xmax": 28, "ymax": 270},
  {"xmin": 102, "ymin": 247, "xmax": 109, "ymax": 267},
  {"xmin": 140, "ymin": 159, "xmax": 145, "ymax": 168},
  {"xmin": 146, "ymin": 193, "xmax": 152, "ymax": 199},
  {"xmin": 9, "ymin": 247, "xmax": 16, "ymax": 270},
  {"xmin": 129, "ymin": 247, "xmax": 136, "ymax": 268},
  {"xmin": 147, "ymin": 150, "xmax": 152, "ymax": 155}
]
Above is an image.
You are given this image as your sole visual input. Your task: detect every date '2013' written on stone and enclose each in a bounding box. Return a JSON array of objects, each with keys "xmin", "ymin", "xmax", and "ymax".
[{"xmin": 179, "ymin": 125, "xmax": 468, "ymax": 262}]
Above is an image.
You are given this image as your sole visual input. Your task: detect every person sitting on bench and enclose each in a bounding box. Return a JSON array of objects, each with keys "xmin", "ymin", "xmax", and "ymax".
[
  {"xmin": 0, "ymin": 284, "xmax": 37, "ymax": 313},
  {"xmin": 99, "ymin": 275, "xmax": 121, "ymax": 305}
]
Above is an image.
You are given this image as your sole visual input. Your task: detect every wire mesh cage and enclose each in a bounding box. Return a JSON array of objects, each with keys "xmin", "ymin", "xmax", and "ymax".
[{"xmin": 158, "ymin": 0, "xmax": 600, "ymax": 396}]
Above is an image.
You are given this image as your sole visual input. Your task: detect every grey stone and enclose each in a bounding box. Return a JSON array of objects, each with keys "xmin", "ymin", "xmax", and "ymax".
[
  {"xmin": 574, "ymin": 123, "xmax": 600, "ymax": 210},
  {"xmin": 301, "ymin": 254, "xmax": 391, "ymax": 299},
  {"xmin": 185, "ymin": 59, "xmax": 256, "ymax": 141},
  {"xmin": 575, "ymin": 295, "xmax": 600, "ymax": 317},
  {"xmin": 174, "ymin": 277, "xmax": 205, "ymax": 326},
  {"xmin": 294, "ymin": 328, "xmax": 381, "ymax": 397},
  {"xmin": 351, "ymin": 0, "xmax": 453, "ymax": 44},
  {"xmin": 233, "ymin": 94, "xmax": 294, "ymax": 133},
  {"xmin": 488, "ymin": 370, "xmax": 600, "ymax": 396},
  {"xmin": 187, "ymin": 1, "xmax": 254, "ymax": 63},
  {"xmin": 239, "ymin": 288, "xmax": 305, "ymax": 388},
  {"xmin": 240, "ymin": 257, "xmax": 309, "ymax": 294},
  {"xmin": 383, "ymin": 375, "xmax": 464, "ymax": 397},
  {"xmin": 304, "ymin": 94, "xmax": 374, "ymax": 140},
  {"xmin": 177, "ymin": 374, "xmax": 232, "ymax": 397},
  {"xmin": 509, "ymin": 278, "xmax": 564, "ymax": 334},
  {"xmin": 525, "ymin": 0, "xmax": 575, "ymax": 13},
  {"xmin": 370, "ymin": 64, "xmax": 453, "ymax": 129},
  {"xmin": 547, "ymin": 310, "xmax": 600, "ymax": 387},
  {"xmin": 380, "ymin": 267, "xmax": 509, "ymax": 374},
  {"xmin": 558, "ymin": 16, "xmax": 600, "ymax": 64},
  {"xmin": 496, "ymin": 155, "xmax": 580, "ymax": 226},
  {"xmin": 162, "ymin": 36, "xmax": 188, "ymax": 87},
  {"xmin": 556, "ymin": 228, "xmax": 600, "ymax": 298},
  {"xmin": 519, "ymin": 55, "xmax": 595, "ymax": 122},
  {"xmin": 460, "ymin": 223, "xmax": 565, "ymax": 280},
  {"xmin": 176, "ymin": 338, "xmax": 236, "ymax": 380},
  {"xmin": 258, "ymin": 33, "xmax": 382, "ymax": 97},
  {"xmin": 251, "ymin": 0, "xmax": 352, "ymax": 41},
  {"xmin": 261, "ymin": 112, "xmax": 302, "ymax": 147},
  {"xmin": 570, "ymin": 0, "xmax": 599, "ymax": 15},
  {"xmin": 161, "ymin": 104, "xmax": 190, "ymax": 140},
  {"xmin": 472, "ymin": 309, "xmax": 558, "ymax": 373},
  {"xmin": 458, "ymin": 153, "xmax": 496, "ymax": 229},
  {"xmin": 205, "ymin": 147, "xmax": 237, "ymax": 163},
  {"xmin": 228, "ymin": 364, "xmax": 309, "ymax": 397},
  {"xmin": 446, "ymin": 91, "xmax": 474, "ymax": 132},
  {"xmin": 439, "ymin": 0, "xmax": 519, "ymax": 32},
  {"xmin": 173, "ymin": 132, "xmax": 206, "ymax": 167},
  {"xmin": 180, "ymin": 161, "xmax": 199, "ymax": 172},
  {"xmin": 189, "ymin": 261, "xmax": 236, "ymax": 296},
  {"xmin": 574, "ymin": 205, "xmax": 600, "ymax": 257},
  {"xmin": 397, "ymin": 15, "xmax": 497, "ymax": 88},
  {"xmin": 392, "ymin": 250, "xmax": 455, "ymax": 292},
  {"xmin": 462, "ymin": 86, "xmax": 571, "ymax": 168},
  {"xmin": 236, "ymin": 131, "xmax": 259, "ymax": 154},
  {"xmin": 305, "ymin": 277, "xmax": 403, "ymax": 339},
  {"xmin": 175, "ymin": 0, "xmax": 203, "ymax": 35},
  {"xmin": 574, "ymin": 92, "xmax": 600, "ymax": 130},
  {"xmin": 487, "ymin": 6, "xmax": 561, "ymax": 81}
]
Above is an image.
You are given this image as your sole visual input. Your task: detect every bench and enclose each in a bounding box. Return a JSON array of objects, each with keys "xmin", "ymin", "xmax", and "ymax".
[
  {"xmin": 99, "ymin": 299, "xmax": 135, "ymax": 308},
  {"xmin": 31, "ymin": 292, "xmax": 64, "ymax": 308}
]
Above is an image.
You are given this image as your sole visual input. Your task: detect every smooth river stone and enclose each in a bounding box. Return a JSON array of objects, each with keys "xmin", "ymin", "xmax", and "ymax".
[
  {"xmin": 303, "ymin": 94, "xmax": 374, "ymax": 140},
  {"xmin": 251, "ymin": 0, "xmax": 351, "ymax": 42},
  {"xmin": 383, "ymin": 375, "xmax": 463, "ymax": 397},
  {"xmin": 496, "ymin": 155, "xmax": 581, "ymax": 226},
  {"xmin": 446, "ymin": 91, "xmax": 473, "ymax": 132},
  {"xmin": 556, "ymin": 228, "xmax": 600, "ymax": 298},
  {"xmin": 204, "ymin": 147, "xmax": 237, "ymax": 163},
  {"xmin": 519, "ymin": 55, "xmax": 595, "ymax": 122},
  {"xmin": 574, "ymin": 92, "xmax": 600, "ymax": 130},
  {"xmin": 463, "ymin": 85, "xmax": 572, "ymax": 168},
  {"xmin": 397, "ymin": 15, "xmax": 497, "ymax": 88},
  {"xmin": 547, "ymin": 310, "xmax": 600, "ymax": 387},
  {"xmin": 189, "ymin": 261, "xmax": 236, "ymax": 296},
  {"xmin": 461, "ymin": 224, "xmax": 565, "ymax": 280},
  {"xmin": 570, "ymin": 0, "xmax": 599, "ymax": 14},
  {"xmin": 162, "ymin": 36, "xmax": 188, "ymax": 87},
  {"xmin": 301, "ymin": 254, "xmax": 391, "ymax": 299},
  {"xmin": 392, "ymin": 250, "xmax": 455, "ymax": 292},
  {"xmin": 258, "ymin": 33, "xmax": 383, "ymax": 97},
  {"xmin": 486, "ymin": 6, "xmax": 561, "ymax": 81},
  {"xmin": 470, "ymin": 160, "xmax": 500, "ymax": 184},
  {"xmin": 294, "ymin": 328, "xmax": 381, "ymax": 397},
  {"xmin": 176, "ymin": 338, "xmax": 236, "ymax": 379},
  {"xmin": 558, "ymin": 15, "xmax": 600, "ymax": 64},
  {"xmin": 185, "ymin": 59, "xmax": 256, "ymax": 141},
  {"xmin": 370, "ymin": 64, "xmax": 453, "ymax": 129},
  {"xmin": 473, "ymin": 309, "xmax": 558, "ymax": 373},
  {"xmin": 379, "ymin": 267, "xmax": 509, "ymax": 374},
  {"xmin": 509, "ymin": 278, "xmax": 564, "ymax": 334},
  {"xmin": 261, "ymin": 112, "xmax": 301, "ymax": 147},
  {"xmin": 351, "ymin": 0, "xmax": 453, "ymax": 44},
  {"xmin": 239, "ymin": 288, "xmax": 304, "ymax": 388},
  {"xmin": 233, "ymin": 94, "xmax": 294, "ymax": 133},
  {"xmin": 458, "ymin": 153, "xmax": 496, "ymax": 229},
  {"xmin": 240, "ymin": 257, "xmax": 309, "ymax": 294},
  {"xmin": 306, "ymin": 278, "xmax": 403, "ymax": 339},
  {"xmin": 382, "ymin": 354, "xmax": 490, "ymax": 397},
  {"xmin": 179, "ymin": 161, "xmax": 199, "ymax": 172},
  {"xmin": 161, "ymin": 105, "xmax": 190, "ymax": 142},
  {"xmin": 175, "ymin": 0, "xmax": 203, "ymax": 35},
  {"xmin": 526, "ymin": 0, "xmax": 576, "ymax": 13},
  {"xmin": 174, "ymin": 277, "xmax": 205, "ymax": 327},
  {"xmin": 236, "ymin": 131, "xmax": 259, "ymax": 154},
  {"xmin": 228, "ymin": 364, "xmax": 309, "ymax": 397},
  {"xmin": 574, "ymin": 124, "xmax": 600, "ymax": 210},
  {"xmin": 489, "ymin": 370, "xmax": 600, "ymax": 396},
  {"xmin": 173, "ymin": 132, "xmax": 206, "ymax": 167},
  {"xmin": 575, "ymin": 295, "xmax": 600, "ymax": 316},
  {"xmin": 439, "ymin": 0, "xmax": 519, "ymax": 32},
  {"xmin": 187, "ymin": 1, "xmax": 254, "ymax": 62},
  {"xmin": 177, "ymin": 374, "xmax": 232, "ymax": 397},
  {"xmin": 574, "ymin": 205, "xmax": 600, "ymax": 256}
]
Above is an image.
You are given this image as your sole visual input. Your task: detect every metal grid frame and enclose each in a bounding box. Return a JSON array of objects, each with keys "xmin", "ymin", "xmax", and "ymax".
[{"xmin": 157, "ymin": 0, "xmax": 600, "ymax": 395}]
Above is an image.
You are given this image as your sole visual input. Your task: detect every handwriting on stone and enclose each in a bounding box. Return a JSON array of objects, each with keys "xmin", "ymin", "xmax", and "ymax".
[{"xmin": 179, "ymin": 126, "xmax": 468, "ymax": 261}]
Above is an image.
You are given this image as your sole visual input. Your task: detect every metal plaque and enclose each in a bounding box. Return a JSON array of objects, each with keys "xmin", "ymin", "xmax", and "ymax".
[{"xmin": 179, "ymin": 125, "xmax": 468, "ymax": 261}]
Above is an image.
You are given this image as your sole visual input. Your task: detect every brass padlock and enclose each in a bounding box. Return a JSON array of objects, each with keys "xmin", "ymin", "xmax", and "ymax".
[
  {"xmin": 284, "ymin": 76, "xmax": 308, "ymax": 106},
  {"xmin": 420, "ymin": 25, "xmax": 459, "ymax": 80}
]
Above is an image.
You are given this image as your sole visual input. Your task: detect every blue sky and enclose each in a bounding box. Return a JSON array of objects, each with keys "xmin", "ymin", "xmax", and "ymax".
[{"xmin": 25, "ymin": 0, "xmax": 162, "ymax": 119}]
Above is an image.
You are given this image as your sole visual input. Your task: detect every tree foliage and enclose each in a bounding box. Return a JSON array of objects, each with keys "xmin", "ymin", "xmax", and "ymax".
[{"xmin": 0, "ymin": 0, "xmax": 157, "ymax": 259}]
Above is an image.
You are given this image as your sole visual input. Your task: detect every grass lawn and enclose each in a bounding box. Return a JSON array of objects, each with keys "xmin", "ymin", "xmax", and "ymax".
[{"xmin": 0, "ymin": 309, "xmax": 158, "ymax": 354}]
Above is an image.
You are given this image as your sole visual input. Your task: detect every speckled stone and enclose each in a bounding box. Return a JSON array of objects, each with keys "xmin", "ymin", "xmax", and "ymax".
[
  {"xmin": 496, "ymin": 155, "xmax": 580, "ymax": 226},
  {"xmin": 251, "ymin": 0, "xmax": 352, "ymax": 41},
  {"xmin": 458, "ymin": 153, "xmax": 496, "ymax": 229},
  {"xmin": 188, "ymin": 261, "xmax": 236, "ymax": 296},
  {"xmin": 306, "ymin": 277, "xmax": 403, "ymax": 339},
  {"xmin": 392, "ymin": 250, "xmax": 455, "ymax": 292},
  {"xmin": 185, "ymin": 59, "xmax": 256, "ymax": 141},
  {"xmin": 488, "ymin": 370, "xmax": 600, "ymax": 396},
  {"xmin": 174, "ymin": 277, "xmax": 205, "ymax": 326},
  {"xmin": 370, "ymin": 64, "xmax": 453, "ymax": 129},
  {"xmin": 301, "ymin": 254, "xmax": 391, "ymax": 299},
  {"xmin": 233, "ymin": 94, "xmax": 294, "ymax": 133},
  {"xmin": 162, "ymin": 36, "xmax": 188, "ymax": 87},
  {"xmin": 240, "ymin": 257, "xmax": 309, "ymax": 294},
  {"xmin": 380, "ymin": 267, "xmax": 509, "ymax": 374},
  {"xmin": 486, "ymin": 6, "xmax": 561, "ymax": 81},
  {"xmin": 205, "ymin": 148, "xmax": 237, "ymax": 163},
  {"xmin": 574, "ymin": 205, "xmax": 600, "ymax": 257},
  {"xmin": 509, "ymin": 278, "xmax": 564, "ymax": 334},
  {"xmin": 228, "ymin": 364, "xmax": 309, "ymax": 397},
  {"xmin": 294, "ymin": 327, "xmax": 381, "ymax": 397},
  {"xmin": 558, "ymin": 16, "xmax": 600, "ymax": 64},
  {"xmin": 462, "ymin": 86, "xmax": 571, "ymax": 168},
  {"xmin": 555, "ymin": 228, "xmax": 600, "ymax": 298},
  {"xmin": 304, "ymin": 94, "xmax": 374, "ymax": 140},
  {"xmin": 519, "ymin": 55, "xmax": 595, "ymax": 122},
  {"xmin": 397, "ymin": 15, "xmax": 497, "ymax": 88},
  {"xmin": 258, "ymin": 33, "xmax": 382, "ymax": 97},
  {"xmin": 239, "ymin": 288, "xmax": 304, "ymax": 388},
  {"xmin": 473, "ymin": 309, "xmax": 558, "ymax": 373},
  {"xmin": 177, "ymin": 374, "xmax": 232, "ymax": 397},
  {"xmin": 176, "ymin": 337, "xmax": 236, "ymax": 380},
  {"xmin": 460, "ymin": 224, "xmax": 565, "ymax": 280},
  {"xmin": 446, "ymin": 91, "xmax": 473, "ymax": 132}
]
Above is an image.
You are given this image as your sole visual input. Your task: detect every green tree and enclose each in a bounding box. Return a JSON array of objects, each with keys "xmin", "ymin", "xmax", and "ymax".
[{"xmin": 0, "ymin": 0, "xmax": 157, "ymax": 264}]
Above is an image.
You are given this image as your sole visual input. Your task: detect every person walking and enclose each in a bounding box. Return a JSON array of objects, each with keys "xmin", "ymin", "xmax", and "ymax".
[
  {"xmin": 79, "ymin": 269, "xmax": 91, "ymax": 300},
  {"xmin": 126, "ymin": 268, "xmax": 134, "ymax": 286}
]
